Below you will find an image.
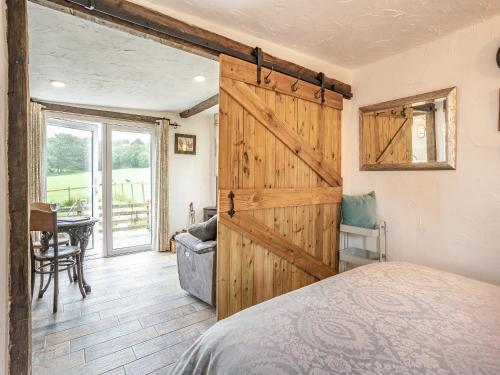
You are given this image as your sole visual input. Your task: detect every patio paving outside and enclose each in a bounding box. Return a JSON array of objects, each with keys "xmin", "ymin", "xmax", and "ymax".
[{"xmin": 82, "ymin": 225, "xmax": 152, "ymax": 258}]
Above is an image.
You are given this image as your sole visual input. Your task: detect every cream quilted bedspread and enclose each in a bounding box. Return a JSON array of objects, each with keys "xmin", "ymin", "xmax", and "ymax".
[{"xmin": 171, "ymin": 262, "xmax": 500, "ymax": 374}]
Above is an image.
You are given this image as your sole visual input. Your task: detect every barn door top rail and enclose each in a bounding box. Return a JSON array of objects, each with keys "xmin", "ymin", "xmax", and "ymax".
[{"xmin": 60, "ymin": 0, "xmax": 352, "ymax": 99}]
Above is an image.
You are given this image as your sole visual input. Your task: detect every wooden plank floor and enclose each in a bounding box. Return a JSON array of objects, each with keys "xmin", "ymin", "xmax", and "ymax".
[{"xmin": 32, "ymin": 251, "xmax": 216, "ymax": 375}]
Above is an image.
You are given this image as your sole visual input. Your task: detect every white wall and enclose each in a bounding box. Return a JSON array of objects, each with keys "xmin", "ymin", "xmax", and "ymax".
[
  {"xmin": 167, "ymin": 111, "xmax": 216, "ymax": 235},
  {"xmin": 346, "ymin": 14, "xmax": 500, "ymax": 285},
  {"xmin": 0, "ymin": 2, "xmax": 8, "ymax": 373}
]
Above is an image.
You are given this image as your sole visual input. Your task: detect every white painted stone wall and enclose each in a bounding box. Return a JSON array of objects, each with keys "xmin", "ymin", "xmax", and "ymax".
[
  {"xmin": 345, "ymin": 14, "xmax": 500, "ymax": 285},
  {"xmin": 1, "ymin": 3, "xmax": 8, "ymax": 373}
]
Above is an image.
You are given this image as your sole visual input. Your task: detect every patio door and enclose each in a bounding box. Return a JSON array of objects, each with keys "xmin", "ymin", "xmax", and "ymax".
[
  {"xmin": 45, "ymin": 116, "xmax": 101, "ymax": 255},
  {"xmin": 103, "ymin": 123, "xmax": 155, "ymax": 255}
]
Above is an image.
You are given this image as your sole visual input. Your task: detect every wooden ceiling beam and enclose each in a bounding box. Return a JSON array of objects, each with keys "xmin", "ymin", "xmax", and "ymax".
[
  {"xmin": 180, "ymin": 94, "xmax": 219, "ymax": 118},
  {"xmin": 32, "ymin": 0, "xmax": 352, "ymax": 99}
]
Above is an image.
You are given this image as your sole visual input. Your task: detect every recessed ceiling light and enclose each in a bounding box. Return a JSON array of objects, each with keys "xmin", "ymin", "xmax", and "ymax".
[
  {"xmin": 193, "ymin": 75, "xmax": 206, "ymax": 82},
  {"xmin": 50, "ymin": 80, "xmax": 66, "ymax": 88}
]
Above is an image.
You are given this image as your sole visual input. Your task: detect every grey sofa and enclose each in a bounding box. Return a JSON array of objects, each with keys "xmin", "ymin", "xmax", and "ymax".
[{"xmin": 175, "ymin": 232, "xmax": 216, "ymax": 306}]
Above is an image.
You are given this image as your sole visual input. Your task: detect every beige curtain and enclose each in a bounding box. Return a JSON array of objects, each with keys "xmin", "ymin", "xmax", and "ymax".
[
  {"xmin": 153, "ymin": 119, "xmax": 170, "ymax": 252},
  {"xmin": 28, "ymin": 101, "xmax": 46, "ymax": 203}
]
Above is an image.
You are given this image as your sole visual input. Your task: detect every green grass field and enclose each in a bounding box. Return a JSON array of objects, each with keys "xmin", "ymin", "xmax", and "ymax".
[{"xmin": 47, "ymin": 167, "xmax": 151, "ymax": 205}]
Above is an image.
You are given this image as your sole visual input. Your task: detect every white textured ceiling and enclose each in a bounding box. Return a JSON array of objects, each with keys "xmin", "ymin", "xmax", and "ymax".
[
  {"xmin": 28, "ymin": 3, "xmax": 219, "ymax": 112},
  {"xmin": 155, "ymin": 0, "xmax": 500, "ymax": 68}
]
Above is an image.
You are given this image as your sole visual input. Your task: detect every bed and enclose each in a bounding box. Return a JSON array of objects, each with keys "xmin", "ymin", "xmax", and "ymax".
[{"xmin": 171, "ymin": 262, "xmax": 500, "ymax": 374}]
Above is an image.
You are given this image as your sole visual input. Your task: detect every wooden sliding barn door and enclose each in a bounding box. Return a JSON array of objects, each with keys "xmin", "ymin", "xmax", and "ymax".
[{"xmin": 217, "ymin": 55, "xmax": 343, "ymax": 320}]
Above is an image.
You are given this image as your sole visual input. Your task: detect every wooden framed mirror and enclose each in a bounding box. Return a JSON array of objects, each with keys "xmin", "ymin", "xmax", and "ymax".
[{"xmin": 359, "ymin": 87, "xmax": 457, "ymax": 170}]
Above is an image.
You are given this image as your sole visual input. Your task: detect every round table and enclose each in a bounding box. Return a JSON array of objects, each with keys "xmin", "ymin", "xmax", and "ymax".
[{"xmin": 48, "ymin": 216, "xmax": 98, "ymax": 293}]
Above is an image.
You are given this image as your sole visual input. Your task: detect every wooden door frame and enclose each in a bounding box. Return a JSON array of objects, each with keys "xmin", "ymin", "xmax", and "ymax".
[{"xmin": 6, "ymin": 0, "xmax": 351, "ymax": 373}]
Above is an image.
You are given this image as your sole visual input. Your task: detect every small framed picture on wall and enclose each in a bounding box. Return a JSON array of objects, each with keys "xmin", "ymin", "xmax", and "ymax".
[{"xmin": 174, "ymin": 133, "xmax": 196, "ymax": 155}]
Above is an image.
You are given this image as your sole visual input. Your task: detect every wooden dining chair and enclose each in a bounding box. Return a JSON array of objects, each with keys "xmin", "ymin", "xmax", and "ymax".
[
  {"xmin": 30, "ymin": 203, "xmax": 86, "ymax": 313},
  {"xmin": 31, "ymin": 202, "xmax": 77, "ymax": 289}
]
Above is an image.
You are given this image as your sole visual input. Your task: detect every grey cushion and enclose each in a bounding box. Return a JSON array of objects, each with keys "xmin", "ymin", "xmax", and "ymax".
[{"xmin": 188, "ymin": 214, "xmax": 218, "ymax": 241}]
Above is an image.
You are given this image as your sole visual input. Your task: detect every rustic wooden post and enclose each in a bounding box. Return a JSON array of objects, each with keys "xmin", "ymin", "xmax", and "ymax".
[{"xmin": 7, "ymin": 0, "xmax": 31, "ymax": 374}]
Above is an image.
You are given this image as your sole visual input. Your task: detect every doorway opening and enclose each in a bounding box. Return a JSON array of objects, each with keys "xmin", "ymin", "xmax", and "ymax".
[{"xmin": 28, "ymin": 1, "xmax": 219, "ymax": 372}]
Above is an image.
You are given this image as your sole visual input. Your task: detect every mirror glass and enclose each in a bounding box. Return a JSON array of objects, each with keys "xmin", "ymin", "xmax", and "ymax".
[{"xmin": 359, "ymin": 87, "xmax": 456, "ymax": 170}]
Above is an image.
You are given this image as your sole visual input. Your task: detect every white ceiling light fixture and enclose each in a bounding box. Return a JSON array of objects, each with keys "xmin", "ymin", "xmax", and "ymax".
[
  {"xmin": 50, "ymin": 80, "xmax": 66, "ymax": 88},
  {"xmin": 193, "ymin": 75, "xmax": 206, "ymax": 82}
]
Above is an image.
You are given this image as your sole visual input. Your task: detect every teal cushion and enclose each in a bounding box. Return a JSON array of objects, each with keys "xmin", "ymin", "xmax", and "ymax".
[{"xmin": 341, "ymin": 191, "xmax": 377, "ymax": 229}]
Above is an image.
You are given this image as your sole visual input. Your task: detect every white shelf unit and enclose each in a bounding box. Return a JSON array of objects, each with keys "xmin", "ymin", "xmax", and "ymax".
[{"xmin": 339, "ymin": 221, "xmax": 387, "ymax": 271}]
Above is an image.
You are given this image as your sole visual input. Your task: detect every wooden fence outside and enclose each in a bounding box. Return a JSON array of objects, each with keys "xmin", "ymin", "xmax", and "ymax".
[
  {"xmin": 58, "ymin": 202, "xmax": 151, "ymax": 232},
  {"xmin": 47, "ymin": 182, "xmax": 150, "ymax": 203},
  {"xmin": 49, "ymin": 182, "xmax": 151, "ymax": 233}
]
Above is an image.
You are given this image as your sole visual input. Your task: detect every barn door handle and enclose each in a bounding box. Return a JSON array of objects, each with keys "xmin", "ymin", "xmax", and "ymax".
[{"xmin": 227, "ymin": 191, "xmax": 235, "ymax": 218}]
